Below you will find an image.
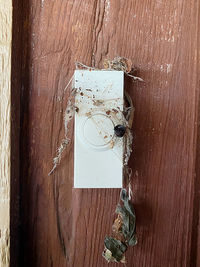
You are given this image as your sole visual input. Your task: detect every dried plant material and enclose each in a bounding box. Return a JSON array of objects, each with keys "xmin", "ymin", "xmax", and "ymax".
[
  {"xmin": 120, "ymin": 255, "xmax": 126, "ymax": 264},
  {"xmin": 104, "ymin": 57, "xmax": 132, "ymax": 73},
  {"xmin": 124, "ymin": 91, "xmax": 134, "ymax": 128},
  {"xmin": 124, "ymin": 127, "xmax": 133, "ymax": 166},
  {"xmin": 109, "ymin": 140, "xmax": 115, "ymax": 149},
  {"xmin": 102, "ymin": 248, "xmax": 116, "ymax": 263},
  {"xmin": 92, "ymin": 99, "xmax": 104, "ymax": 106},
  {"xmin": 49, "ymin": 92, "xmax": 76, "ymax": 175},
  {"xmin": 112, "ymin": 215, "xmax": 125, "ymax": 242},
  {"xmin": 75, "ymin": 62, "xmax": 96, "ymax": 70},
  {"xmin": 76, "ymin": 57, "xmax": 144, "ymax": 82},
  {"xmin": 85, "ymin": 111, "xmax": 92, "ymax": 117},
  {"xmin": 102, "ymin": 247, "xmax": 126, "ymax": 264},
  {"xmin": 103, "ymin": 57, "xmax": 144, "ymax": 82},
  {"xmin": 103, "ymin": 189, "xmax": 137, "ymax": 263},
  {"xmin": 112, "ymin": 215, "xmax": 123, "ymax": 234},
  {"xmin": 64, "ymin": 99, "xmax": 75, "ymax": 136},
  {"xmin": 103, "ymin": 237, "xmax": 127, "ymax": 263},
  {"xmin": 48, "ymin": 139, "xmax": 70, "ymax": 175},
  {"xmin": 116, "ymin": 189, "xmax": 137, "ymax": 246}
]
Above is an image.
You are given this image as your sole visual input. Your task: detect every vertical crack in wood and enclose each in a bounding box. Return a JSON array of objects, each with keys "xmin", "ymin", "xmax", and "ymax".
[
  {"xmin": 91, "ymin": 0, "xmax": 106, "ymax": 67},
  {"xmin": 53, "ymin": 178, "xmax": 69, "ymax": 261}
]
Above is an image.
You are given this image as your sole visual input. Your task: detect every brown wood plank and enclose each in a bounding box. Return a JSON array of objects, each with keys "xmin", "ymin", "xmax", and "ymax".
[
  {"xmin": 19, "ymin": 0, "xmax": 200, "ymax": 266},
  {"xmin": 11, "ymin": 0, "xmax": 24, "ymax": 266}
]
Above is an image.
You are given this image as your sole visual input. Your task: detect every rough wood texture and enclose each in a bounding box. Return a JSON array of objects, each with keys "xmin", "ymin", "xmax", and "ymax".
[
  {"xmin": 10, "ymin": 0, "xmax": 23, "ymax": 265},
  {"xmin": 19, "ymin": 0, "xmax": 200, "ymax": 266},
  {"xmin": 0, "ymin": 1, "xmax": 12, "ymax": 266}
]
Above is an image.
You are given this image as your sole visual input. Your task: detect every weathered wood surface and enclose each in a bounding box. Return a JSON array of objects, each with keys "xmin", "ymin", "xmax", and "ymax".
[
  {"xmin": 19, "ymin": 0, "xmax": 200, "ymax": 266},
  {"xmin": 0, "ymin": 1, "xmax": 12, "ymax": 266}
]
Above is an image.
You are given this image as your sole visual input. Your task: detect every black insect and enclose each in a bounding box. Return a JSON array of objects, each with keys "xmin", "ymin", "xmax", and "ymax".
[{"xmin": 114, "ymin": 124, "xmax": 126, "ymax": 137}]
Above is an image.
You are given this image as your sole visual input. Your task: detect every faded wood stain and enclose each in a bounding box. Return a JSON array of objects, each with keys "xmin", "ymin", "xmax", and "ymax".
[{"xmin": 0, "ymin": 1, "xmax": 12, "ymax": 266}]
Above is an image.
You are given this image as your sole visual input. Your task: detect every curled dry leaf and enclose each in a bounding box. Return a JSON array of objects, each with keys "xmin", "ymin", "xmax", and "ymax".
[
  {"xmin": 103, "ymin": 189, "xmax": 137, "ymax": 263},
  {"xmin": 112, "ymin": 215, "xmax": 125, "ymax": 242},
  {"xmin": 103, "ymin": 237, "xmax": 127, "ymax": 263}
]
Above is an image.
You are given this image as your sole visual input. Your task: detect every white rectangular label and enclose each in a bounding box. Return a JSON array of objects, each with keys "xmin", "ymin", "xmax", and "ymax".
[{"xmin": 74, "ymin": 70, "xmax": 124, "ymax": 188}]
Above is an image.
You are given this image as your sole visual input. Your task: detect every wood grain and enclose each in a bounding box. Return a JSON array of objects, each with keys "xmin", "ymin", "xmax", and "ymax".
[
  {"xmin": 19, "ymin": 0, "xmax": 200, "ymax": 266},
  {"xmin": 0, "ymin": 1, "xmax": 12, "ymax": 266},
  {"xmin": 10, "ymin": 0, "xmax": 23, "ymax": 266}
]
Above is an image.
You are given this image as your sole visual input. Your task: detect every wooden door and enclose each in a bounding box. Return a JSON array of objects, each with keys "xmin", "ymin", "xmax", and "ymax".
[{"xmin": 12, "ymin": 0, "xmax": 200, "ymax": 266}]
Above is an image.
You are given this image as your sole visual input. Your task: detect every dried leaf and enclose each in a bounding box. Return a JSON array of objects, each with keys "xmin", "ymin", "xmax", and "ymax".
[
  {"xmin": 104, "ymin": 237, "xmax": 127, "ymax": 262},
  {"xmin": 112, "ymin": 215, "xmax": 123, "ymax": 233},
  {"xmin": 102, "ymin": 248, "xmax": 115, "ymax": 262},
  {"xmin": 116, "ymin": 189, "xmax": 137, "ymax": 246},
  {"xmin": 112, "ymin": 215, "xmax": 125, "ymax": 242}
]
